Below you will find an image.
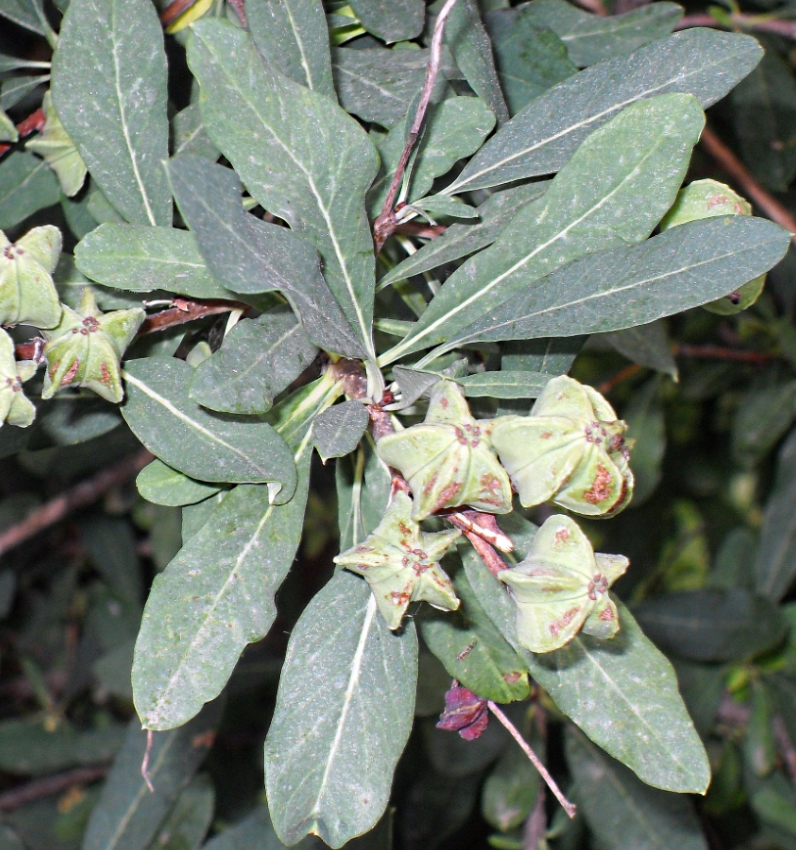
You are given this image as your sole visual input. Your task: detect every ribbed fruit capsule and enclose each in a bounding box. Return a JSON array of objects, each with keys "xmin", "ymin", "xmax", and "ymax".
[
  {"xmin": 499, "ymin": 514, "xmax": 629, "ymax": 653},
  {"xmin": 41, "ymin": 288, "xmax": 144, "ymax": 403},
  {"xmin": 0, "ymin": 225, "xmax": 62, "ymax": 329},
  {"xmin": 0, "ymin": 328, "xmax": 36, "ymax": 428},
  {"xmin": 334, "ymin": 491, "xmax": 462, "ymax": 630},
  {"xmin": 376, "ymin": 380, "xmax": 512, "ymax": 520},
  {"xmin": 491, "ymin": 375, "xmax": 633, "ymax": 516}
]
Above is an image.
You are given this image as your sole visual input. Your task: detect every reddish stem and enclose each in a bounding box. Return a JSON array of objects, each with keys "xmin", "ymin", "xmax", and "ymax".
[
  {"xmin": 678, "ymin": 12, "xmax": 796, "ymax": 40},
  {"xmin": 0, "ymin": 766, "xmax": 108, "ymax": 812},
  {"xmin": 0, "ymin": 108, "xmax": 46, "ymax": 158}
]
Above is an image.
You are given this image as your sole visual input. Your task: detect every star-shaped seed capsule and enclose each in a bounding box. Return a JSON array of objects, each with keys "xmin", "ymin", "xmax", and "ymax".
[
  {"xmin": 0, "ymin": 225, "xmax": 62, "ymax": 329},
  {"xmin": 0, "ymin": 328, "xmax": 36, "ymax": 428},
  {"xmin": 333, "ymin": 491, "xmax": 462, "ymax": 630},
  {"xmin": 490, "ymin": 375, "xmax": 633, "ymax": 517},
  {"xmin": 376, "ymin": 380, "xmax": 512, "ymax": 520},
  {"xmin": 499, "ymin": 515, "xmax": 629, "ymax": 653},
  {"xmin": 41, "ymin": 288, "xmax": 144, "ymax": 403}
]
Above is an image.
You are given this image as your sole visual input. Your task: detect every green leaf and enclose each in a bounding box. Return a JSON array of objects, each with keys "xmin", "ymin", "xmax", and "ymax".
[
  {"xmin": 384, "ymin": 93, "xmax": 706, "ymax": 364},
  {"xmin": 1, "ymin": 74, "xmax": 46, "ymax": 111},
  {"xmin": 622, "ymin": 376, "xmax": 666, "ymax": 506},
  {"xmin": 0, "ymin": 150, "xmax": 60, "ymax": 230},
  {"xmin": 52, "ymin": 0, "xmax": 171, "ymax": 226},
  {"xmin": 0, "ymin": 0, "xmax": 49, "ymax": 35},
  {"xmin": 80, "ymin": 514, "xmax": 143, "ymax": 606},
  {"xmin": 147, "ymin": 775, "xmax": 215, "ymax": 850},
  {"xmin": 202, "ymin": 806, "xmax": 318, "ymax": 850},
  {"xmin": 82, "ymin": 703, "xmax": 221, "ymax": 850},
  {"xmin": 519, "ymin": 0, "xmax": 683, "ymax": 68},
  {"xmin": 756, "ymin": 428, "xmax": 796, "ymax": 601},
  {"xmin": 247, "ymin": 0, "xmax": 336, "ymax": 98},
  {"xmin": 136, "ymin": 459, "xmax": 222, "ymax": 508},
  {"xmin": 443, "ymin": 216, "xmax": 791, "ymax": 353},
  {"xmin": 481, "ymin": 733, "xmax": 539, "ymax": 831},
  {"xmin": 389, "ymin": 366, "xmax": 440, "ymax": 410},
  {"xmin": 75, "ymin": 224, "xmax": 232, "ymax": 300},
  {"xmin": 411, "ymin": 194, "xmax": 478, "ymax": 220},
  {"xmin": 171, "ymin": 103, "xmax": 219, "ymax": 162},
  {"xmin": 730, "ymin": 43, "xmax": 796, "ymax": 192},
  {"xmin": 336, "ymin": 440, "xmax": 392, "ymax": 551},
  {"xmin": 264, "ymin": 571, "xmax": 417, "ymax": 848},
  {"xmin": 419, "ymin": 556, "xmax": 530, "ymax": 702},
  {"xmin": 166, "ymin": 155, "xmax": 365, "ymax": 359},
  {"xmin": 485, "ymin": 6, "xmax": 576, "ymax": 115},
  {"xmin": 379, "ymin": 181, "xmax": 548, "ymax": 288},
  {"xmin": 0, "ymin": 54, "xmax": 51, "ymax": 73},
  {"xmin": 122, "ymin": 357, "xmax": 297, "ymax": 494},
  {"xmin": 133, "ymin": 441, "xmax": 311, "ymax": 731},
  {"xmin": 565, "ymin": 727, "xmax": 708, "ymax": 850},
  {"xmin": 445, "ymin": 0, "xmax": 509, "ymax": 125},
  {"xmin": 458, "ymin": 370, "xmax": 551, "ymax": 398},
  {"xmin": 603, "ymin": 321, "xmax": 677, "ymax": 379},
  {"xmin": 349, "ymin": 0, "xmax": 424, "ymax": 43},
  {"xmin": 313, "ymin": 400, "xmax": 369, "ymax": 462},
  {"xmin": 462, "ymin": 550, "xmax": 710, "ymax": 793},
  {"xmin": 633, "ymin": 589, "xmax": 787, "ymax": 662},
  {"xmin": 189, "ymin": 309, "xmax": 318, "ymax": 416},
  {"xmin": 0, "ymin": 107, "xmax": 15, "ymax": 144},
  {"xmin": 446, "ymin": 29, "xmax": 762, "ymax": 194},
  {"xmin": 752, "ymin": 780, "xmax": 796, "ymax": 836},
  {"xmin": 368, "ymin": 96, "xmax": 497, "ymax": 216},
  {"xmin": 332, "ymin": 46, "xmax": 430, "ymax": 128},
  {"xmin": 732, "ymin": 381, "xmax": 796, "ymax": 468},
  {"xmin": 188, "ymin": 21, "xmax": 378, "ymax": 359}
]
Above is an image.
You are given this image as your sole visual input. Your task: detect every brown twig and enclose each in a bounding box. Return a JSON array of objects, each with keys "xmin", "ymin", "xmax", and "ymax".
[
  {"xmin": 673, "ymin": 343, "xmax": 777, "ymax": 364},
  {"xmin": 523, "ymin": 785, "xmax": 547, "ymax": 850},
  {"xmin": 372, "ymin": 0, "xmax": 460, "ymax": 253},
  {"xmin": 598, "ymin": 363, "xmax": 643, "ymax": 395},
  {"xmin": 678, "ymin": 12, "xmax": 796, "ymax": 41},
  {"xmin": 159, "ymin": 0, "xmax": 194, "ymax": 26},
  {"xmin": 773, "ymin": 715, "xmax": 796, "ymax": 798},
  {"xmin": 0, "ymin": 765, "xmax": 108, "ymax": 811},
  {"xmin": 448, "ymin": 510, "xmax": 513, "ymax": 553},
  {"xmin": 487, "ymin": 701, "xmax": 577, "ymax": 819},
  {"xmin": 394, "ymin": 222, "xmax": 448, "ymax": 239},
  {"xmin": 14, "ymin": 298, "xmax": 247, "ymax": 361},
  {"xmin": 700, "ymin": 126, "xmax": 796, "ymax": 237},
  {"xmin": 462, "ymin": 527, "xmax": 509, "ymax": 576},
  {"xmin": 0, "ymin": 108, "xmax": 46, "ymax": 158},
  {"xmin": 141, "ymin": 729, "xmax": 155, "ymax": 793},
  {"xmin": 0, "ymin": 449, "xmax": 152, "ymax": 557}
]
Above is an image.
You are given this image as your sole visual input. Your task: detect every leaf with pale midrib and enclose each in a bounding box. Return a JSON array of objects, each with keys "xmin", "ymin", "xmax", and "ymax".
[
  {"xmin": 445, "ymin": 28, "xmax": 761, "ymax": 194},
  {"xmin": 52, "ymin": 0, "xmax": 171, "ymax": 225},
  {"xmin": 265, "ymin": 572, "xmax": 417, "ymax": 848},
  {"xmin": 188, "ymin": 20, "xmax": 378, "ymax": 359}
]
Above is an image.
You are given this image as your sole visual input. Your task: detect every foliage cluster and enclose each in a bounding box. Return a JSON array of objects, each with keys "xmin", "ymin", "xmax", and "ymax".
[{"xmin": 1, "ymin": 0, "xmax": 796, "ymax": 848}]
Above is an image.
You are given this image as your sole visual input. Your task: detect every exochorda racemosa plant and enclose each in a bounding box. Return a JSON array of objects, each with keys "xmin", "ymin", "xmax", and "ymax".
[{"xmin": 0, "ymin": 0, "xmax": 792, "ymax": 845}]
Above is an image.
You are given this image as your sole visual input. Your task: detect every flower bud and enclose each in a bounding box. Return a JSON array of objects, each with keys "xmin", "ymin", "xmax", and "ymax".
[
  {"xmin": 0, "ymin": 328, "xmax": 36, "ymax": 428},
  {"xmin": 490, "ymin": 375, "xmax": 633, "ymax": 516},
  {"xmin": 26, "ymin": 91, "xmax": 87, "ymax": 197},
  {"xmin": 334, "ymin": 490, "xmax": 462, "ymax": 629},
  {"xmin": 376, "ymin": 380, "xmax": 513, "ymax": 520},
  {"xmin": 41, "ymin": 288, "xmax": 144, "ymax": 403},
  {"xmin": 499, "ymin": 515, "xmax": 629, "ymax": 653},
  {"xmin": 660, "ymin": 179, "xmax": 764, "ymax": 315},
  {"xmin": 0, "ymin": 225, "xmax": 62, "ymax": 329}
]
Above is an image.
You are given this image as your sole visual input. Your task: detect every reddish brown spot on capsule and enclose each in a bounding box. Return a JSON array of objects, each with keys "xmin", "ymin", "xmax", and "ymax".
[
  {"xmin": 554, "ymin": 527, "xmax": 570, "ymax": 545},
  {"xmin": 583, "ymin": 465, "xmax": 613, "ymax": 504},
  {"xmin": 62, "ymin": 359, "xmax": 80, "ymax": 385},
  {"xmin": 549, "ymin": 607, "xmax": 580, "ymax": 637},
  {"xmin": 599, "ymin": 606, "xmax": 615, "ymax": 621}
]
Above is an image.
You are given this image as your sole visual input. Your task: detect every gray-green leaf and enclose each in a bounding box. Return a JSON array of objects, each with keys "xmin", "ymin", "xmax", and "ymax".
[
  {"xmin": 313, "ymin": 401, "xmax": 369, "ymax": 461},
  {"xmin": 349, "ymin": 0, "xmax": 424, "ymax": 43},
  {"xmin": 384, "ymin": 93, "xmax": 705, "ymax": 363},
  {"xmin": 52, "ymin": 0, "xmax": 171, "ymax": 225},
  {"xmin": 167, "ymin": 155, "xmax": 364, "ymax": 358},
  {"xmin": 0, "ymin": 150, "xmax": 60, "ymax": 230},
  {"xmin": 136, "ymin": 459, "xmax": 222, "ymax": 508},
  {"xmin": 188, "ymin": 21, "xmax": 378, "ymax": 358},
  {"xmin": 265, "ymin": 571, "xmax": 417, "ymax": 848},
  {"xmin": 458, "ymin": 370, "xmax": 551, "ymax": 398},
  {"xmin": 566, "ymin": 727, "xmax": 708, "ymax": 850},
  {"xmin": 446, "ymin": 29, "xmax": 761, "ymax": 194},
  {"xmin": 190, "ymin": 310, "xmax": 318, "ymax": 416},
  {"xmin": 248, "ymin": 0, "xmax": 336, "ymax": 98},
  {"xmin": 122, "ymin": 357, "xmax": 296, "ymax": 495},
  {"xmin": 132, "ymin": 445, "xmax": 311, "ymax": 730},
  {"xmin": 445, "ymin": 216, "xmax": 791, "ymax": 352}
]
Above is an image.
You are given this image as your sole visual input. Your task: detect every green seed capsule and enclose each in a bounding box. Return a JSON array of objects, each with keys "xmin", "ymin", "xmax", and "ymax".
[
  {"xmin": 334, "ymin": 490, "xmax": 462, "ymax": 630},
  {"xmin": 490, "ymin": 375, "xmax": 633, "ymax": 516},
  {"xmin": 41, "ymin": 288, "xmax": 144, "ymax": 403},
  {"xmin": 376, "ymin": 380, "xmax": 513, "ymax": 520},
  {"xmin": 0, "ymin": 225, "xmax": 62, "ymax": 329},
  {"xmin": 0, "ymin": 328, "xmax": 36, "ymax": 428},
  {"xmin": 499, "ymin": 514, "xmax": 629, "ymax": 653}
]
